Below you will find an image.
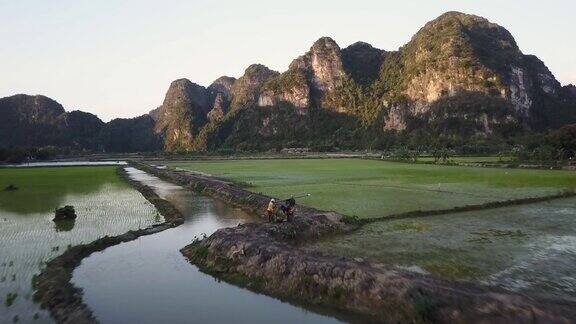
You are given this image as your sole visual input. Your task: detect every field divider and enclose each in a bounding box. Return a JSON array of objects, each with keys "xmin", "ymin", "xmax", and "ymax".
[
  {"xmin": 351, "ymin": 189, "xmax": 576, "ymax": 226},
  {"xmin": 32, "ymin": 166, "xmax": 185, "ymax": 324},
  {"xmin": 330, "ymin": 181, "xmax": 504, "ymax": 199},
  {"xmin": 134, "ymin": 161, "xmax": 576, "ymax": 323}
]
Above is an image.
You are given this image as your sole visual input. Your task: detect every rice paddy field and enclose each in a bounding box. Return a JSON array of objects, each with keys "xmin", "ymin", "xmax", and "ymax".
[
  {"xmin": 167, "ymin": 159, "xmax": 576, "ymax": 218},
  {"xmin": 167, "ymin": 158, "xmax": 576, "ymax": 299},
  {"xmin": 0, "ymin": 167, "xmax": 161, "ymax": 323},
  {"xmin": 306, "ymin": 197, "xmax": 576, "ymax": 299}
]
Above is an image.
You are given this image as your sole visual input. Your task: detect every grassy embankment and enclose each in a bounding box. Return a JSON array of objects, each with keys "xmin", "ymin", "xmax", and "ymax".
[{"xmin": 168, "ymin": 159, "xmax": 576, "ymax": 219}]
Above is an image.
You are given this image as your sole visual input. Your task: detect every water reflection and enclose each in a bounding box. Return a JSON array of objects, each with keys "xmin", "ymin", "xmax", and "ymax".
[
  {"xmin": 0, "ymin": 167, "xmax": 121, "ymax": 214},
  {"xmin": 73, "ymin": 168, "xmax": 344, "ymax": 324},
  {"xmin": 54, "ymin": 219, "xmax": 76, "ymax": 232}
]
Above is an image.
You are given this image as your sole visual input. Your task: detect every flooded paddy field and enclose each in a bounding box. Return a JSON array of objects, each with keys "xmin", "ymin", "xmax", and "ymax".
[
  {"xmin": 2, "ymin": 161, "xmax": 126, "ymax": 168},
  {"xmin": 0, "ymin": 167, "xmax": 161, "ymax": 323},
  {"xmin": 72, "ymin": 168, "xmax": 347, "ymax": 324},
  {"xmin": 167, "ymin": 159, "xmax": 576, "ymax": 218},
  {"xmin": 307, "ymin": 197, "xmax": 576, "ymax": 300}
]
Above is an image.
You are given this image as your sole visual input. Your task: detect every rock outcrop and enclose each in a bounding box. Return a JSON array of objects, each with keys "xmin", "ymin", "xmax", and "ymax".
[
  {"xmin": 230, "ymin": 64, "xmax": 279, "ymax": 110},
  {"xmin": 207, "ymin": 76, "xmax": 236, "ymax": 122},
  {"xmin": 341, "ymin": 41, "xmax": 385, "ymax": 85},
  {"xmin": 154, "ymin": 79, "xmax": 211, "ymax": 151},
  {"xmin": 258, "ymin": 37, "xmax": 346, "ymax": 110},
  {"xmin": 378, "ymin": 12, "xmax": 567, "ymax": 131}
]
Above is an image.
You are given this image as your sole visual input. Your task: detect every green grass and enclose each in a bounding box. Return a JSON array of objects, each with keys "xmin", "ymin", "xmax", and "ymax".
[{"xmin": 167, "ymin": 159, "xmax": 576, "ymax": 218}]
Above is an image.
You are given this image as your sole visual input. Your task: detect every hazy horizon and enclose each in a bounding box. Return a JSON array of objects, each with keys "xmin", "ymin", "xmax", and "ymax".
[{"xmin": 1, "ymin": 0, "xmax": 574, "ymax": 122}]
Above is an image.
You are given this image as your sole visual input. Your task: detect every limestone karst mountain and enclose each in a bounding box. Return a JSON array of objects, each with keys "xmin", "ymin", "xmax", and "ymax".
[
  {"xmin": 152, "ymin": 11, "xmax": 575, "ymax": 151},
  {"xmin": 2, "ymin": 12, "xmax": 575, "ymax": 153},
  {"xmin": 0, "ymin": 94, "xmax": 161, "ymax": 152}
]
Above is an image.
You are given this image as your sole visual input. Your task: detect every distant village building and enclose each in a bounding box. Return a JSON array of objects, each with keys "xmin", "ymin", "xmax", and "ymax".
[{"xmin": 281, "ymin": 147, "xmax": 310, "ymax": 155}]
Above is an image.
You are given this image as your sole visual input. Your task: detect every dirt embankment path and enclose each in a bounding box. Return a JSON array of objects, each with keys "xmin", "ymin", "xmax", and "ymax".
[
  {"xmin": 33, "ymin": 167, "xmax": 184, "ymax": 324},
  {"xmin": 134, "ymin": 162, "xmax": 576, "ymax": 323}
]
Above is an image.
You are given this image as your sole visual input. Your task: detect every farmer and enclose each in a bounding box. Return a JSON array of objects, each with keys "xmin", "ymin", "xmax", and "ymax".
[
  {"xmin": 266, "ymin": 198, "xmax": 276, "ymax": 222},
  {"xmin": 281, "ymin": 197, "xmax": 296, "ymax": 222}
]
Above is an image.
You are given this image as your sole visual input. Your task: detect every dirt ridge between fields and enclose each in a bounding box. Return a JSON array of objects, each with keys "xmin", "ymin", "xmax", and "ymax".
[
  {"xmin": 32, "ymin": 167, "xmax": 184, "ymax": 324},
  {"xmin": 133, "ymin": 162, "xmax": 576, "ymax": 323}
]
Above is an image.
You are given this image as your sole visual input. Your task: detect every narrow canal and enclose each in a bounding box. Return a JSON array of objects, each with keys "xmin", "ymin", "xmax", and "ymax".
[{"xmin": 72, "ymin": 168, "xmax": 344, "ymax": 323}]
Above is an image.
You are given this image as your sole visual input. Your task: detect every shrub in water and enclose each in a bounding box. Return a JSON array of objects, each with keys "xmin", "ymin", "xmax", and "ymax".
[
  {"xmin": 3, "ymin": 184, "xmax": 18, "ymax": 191},
  {"xmin": 53, "ymin": 205, "xmax": 77, "ymax": 221}
]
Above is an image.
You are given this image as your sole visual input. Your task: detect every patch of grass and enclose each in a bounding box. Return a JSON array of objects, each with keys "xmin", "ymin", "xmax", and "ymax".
[
  {"xmin": 4, "ymin": 184, "xmax": 18, "ymax": 191},
  {"xmin": 193, "ymin": 245, "xmax": 210, "ymax": 261},
  {"xmin": 5, "ymin": 292, "xmax": 17, "ymax": 307},
  {"xmin": 341, "ymin": 214, "xmax": 361, "ymax": 225},
  {"xmin": 392, "ymin": 221, "xmax": 430, "ymax": 232},
  {"xmin": 469, "ymin": 229, "xmax": 528, "ymax": 241},
  {"xmin": 425, "ymin": 262, "xmax": 479, "ymax": 280}
]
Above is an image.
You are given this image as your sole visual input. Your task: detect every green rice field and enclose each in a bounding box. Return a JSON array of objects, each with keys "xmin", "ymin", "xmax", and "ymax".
[
  {"xmin": 306, "ymin": 197, "xmax": 576, "ymax": 299},
  {"xmin": 167, "ymin": 159, "xmax": 576, "ymax": 218},
  {"xmin": 0, "ymin": 167, "xmax": 161, "ymax": 323}
]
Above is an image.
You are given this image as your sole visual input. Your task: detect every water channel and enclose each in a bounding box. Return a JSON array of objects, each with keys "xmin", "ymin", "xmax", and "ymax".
[{"xmin": 72, "ymin": 168, "xmax": 344, "ymax": 323}]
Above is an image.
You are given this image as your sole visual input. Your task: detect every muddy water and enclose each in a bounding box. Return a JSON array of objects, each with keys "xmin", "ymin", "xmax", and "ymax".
[{"xmin": 73, "ymin": 168, "xmax": 343, "ymax": 324}]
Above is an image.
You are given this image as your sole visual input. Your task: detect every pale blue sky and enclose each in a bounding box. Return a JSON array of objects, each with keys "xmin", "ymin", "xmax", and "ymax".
[{"xmin": 1, "ymin": 0, "xmax": 574, "ymax": 121}]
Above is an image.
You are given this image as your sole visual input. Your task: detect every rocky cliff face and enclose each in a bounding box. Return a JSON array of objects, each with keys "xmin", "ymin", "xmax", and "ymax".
[
  {"xmin": 377, "ymin": 12, "xmax": 567, "ymax": 131},
  {"xmin": 258, "ymin": 37, "xmax": 346, "ymax": 110},
  {"xmin": 207, "ymin": 76, "xmax": 236, "ymax": 122},
  {"xmin": 154, "ymin": 79, "xmax": 211, "ymax": 151},
  {"xmin": 230, "ymin": 64, "xmax": 279, "ymax": 109}
]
